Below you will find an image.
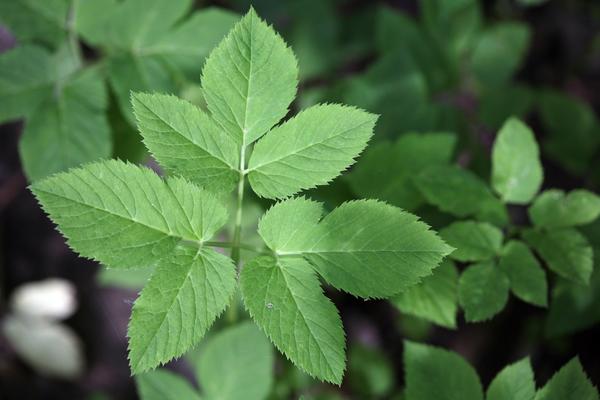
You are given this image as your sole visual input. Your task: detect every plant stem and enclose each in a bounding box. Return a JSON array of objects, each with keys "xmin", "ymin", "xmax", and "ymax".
[{"xmin": 227, "ymin": 137, "xmax": 247, "ymax": 323}]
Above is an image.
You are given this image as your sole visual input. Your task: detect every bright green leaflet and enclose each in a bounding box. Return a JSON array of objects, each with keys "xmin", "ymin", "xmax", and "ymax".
[
  {"xmin": 248, "ymin": 104, "xmax": 377, "ymax": 199},
  {"xmin": 529, "ymin": 189, "xmax": 600, "ymax": 229},
  {"xmin": 132, "ymin": 93, "xmax": 239, "ymax": 193},
  {"xmin": 440, "ymin": 221, "xmax": 503, "ymax": 262},
  {"xmin": 128, "ymin": 247, "xmax": 236, "ymax": 373},
  {"xmin": 391, "ymin": 260, "xmax": 459, "ymax": 329},
  {"xmin": 415, "ymin": 165, "xmax": 497, "ymax": 218},
  {"xmin": 196, "ymin": 322, "xmax": 273, "ymax": 400},
  {"xmin": 137, "ymin": 369, "xmax": 202, "ymax": 400},
  {"xmin": 523, "ymin": 228, "xmax": 593, "ymax": 285},
  {"xmin": 240, "ymin": 256, "xmax": 346, "ymax": 385},
  {"xmin": 404, "ymin": 341, "xmax": 483, "ymax": 400},
  {"xmin": 258, "ymin": 198, "xmax": 453, "ymax": 298},
  {"xmin": 491, "ymin": 118, "xmax": 543, "ymax": 204},
  {"xmin": 498, "ymin": 240, "xmax": 547, "ymax": 307},
  {"xmin": 201, "ymin": 8, "xmax": 298, "ymax": 146},
  {"xmin": 458, "ymin": 262, "xmax": 510, "ymax": 322},
  {"xmin": 346, "ymin": 132, "xmax": 456, "ymax": 210},
  {"xmin": 31, "ymin": 160, "xmax": 227, "ymax": 269},
  {"xmin": 535, "ymin": 358, "xmax": 599, "ymax": 400},
  {"xmin": 487, "ymin": 358, "xmax": 536, "ymax": 400}
]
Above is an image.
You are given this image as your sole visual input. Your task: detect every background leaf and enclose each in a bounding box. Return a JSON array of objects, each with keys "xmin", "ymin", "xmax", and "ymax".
[
  {"xmin": 195, "ymin": 322, "xmax": 273, "ymax": 400},
  {"xmin": 458, "ymin": 262, "xmax": 510, "ymax": 322}
]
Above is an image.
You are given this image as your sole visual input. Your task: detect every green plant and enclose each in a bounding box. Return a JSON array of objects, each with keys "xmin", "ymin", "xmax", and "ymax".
[
  {"xmin": 402, "ymin": 341, "xmax": 598, "ymax": 400},
  {"xmin": 0, "ymin": 0, "xmax": 238, "ymax": 180},
  {"xmin": 31, "ymin": 9, "xmax": 452, "ymax": 384},
  {"xmin": 347, "ymin": 117, "xmax": 600, "ymax": 326}
]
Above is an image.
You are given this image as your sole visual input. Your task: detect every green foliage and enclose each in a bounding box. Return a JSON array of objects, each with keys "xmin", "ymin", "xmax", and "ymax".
[
  {"xmin": 195, "ymin": 322, "xmax": 273, "ymax": 400},
  {"xmin": 529, "ymin": 190, "xmax": 600, "ymax": 229},
  {"xmin": 32, "ymin": 9, "xmax": 451, "ymax": 384},
  {"xmin": 499, "ymin": 241, "xmax": 547, "ymax": 307},
  {"xmin": 0, "ymin": 1, "xmax": 237, "ymax": 181},
  {"xmin": 404, "ymin": 341, "xmax": 483, "ymax": 400},
  {"xmin": 346, "ymin": 132, "xmax": 456, "ymax": 210},
  {"xmin": 137, "ymin": 322, "xmax": 272, "ymax": 400},
  {"xmin": 486, "ymin": 358, "xmax": 535, "ymax": 400},
  {"xmin": 403, "ymin": 342, "xmax": 598, "ymax": 400},
  {"xmin": 537, "ymin": 90, "xmax": 600, "ymax": 174},
  {"xmin": 491, "ymin": 118, "xmax": 543, "ymax": 204},
  {"xmin": 440, "ymin": 221, "xmax": 503, "ymax": 262},
  {"xmin": 137, "ymin": 369, "xmax": 202, "ymax": 400},
  {"xmin": 347, "ymin": 344, "xmax": 394, "ymax": 398},
  {"xmin": 248, "ymin": 104, "xmax": 377, "ymax": 199},
  {"xmin": 391, "ymin": 260, "xmax": 459, "ymax": 329},
  {"xmin": 258, "ymin": 198, "xmax": 452, "ymax": 299},
  {"xmin": 535, "ymin": 358, "xmax": 599, "ymax": 400},
  {"xmin": 523, "ymin": 228, "xmax": 593, "ymax": 285},
  {"xmin": 128, "ymin": 247, "xmax": 236, "ymax": 373},
  {"xmin": 458, "ymin": 262, "xmax": 509, "ymax": 322},
  {"xmin": 241, "ymin": 256, "xmax": 346, "ymax": 384},
  {"xmin": 415, "ymin": 166, "xmax": 498, "ymax": 219}
]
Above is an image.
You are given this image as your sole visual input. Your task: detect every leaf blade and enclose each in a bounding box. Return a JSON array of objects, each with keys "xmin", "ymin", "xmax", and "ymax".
[
  {"xmin": 248, "ymin": 104, "xmax": 377, "ymax": 199},
  {"xmin": 201, "ymin": 8, "xmax": 298, "ymax": 144},
  {"xmin": 240, "ymin": 256, "xmax": 345, "ymax": 384},
  {"xmin": 128, "ymin": 247, "xmax": 236, "ymax": 373}
]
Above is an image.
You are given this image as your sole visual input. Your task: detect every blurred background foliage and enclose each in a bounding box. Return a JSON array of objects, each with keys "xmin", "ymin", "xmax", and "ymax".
[{"xmin": 1, "ymin": 0, "xmax": 600, "ymax": 399}]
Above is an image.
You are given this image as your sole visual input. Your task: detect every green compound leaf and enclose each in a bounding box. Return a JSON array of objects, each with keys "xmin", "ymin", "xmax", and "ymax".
[
  {"xmin": 415, "ymin": 165, "xmax": 497, "ymax": 218},
  {"xmin": 404, "ymin": 341, "xmax": 483, "ymax": 400},
  {"xmin": 248, "ymin": 104, "xmax": 377, "ymax": 199},
  {"xmin": 201, "ymin": 8, "xmax": 298, "ymax": 145},
  {"xmin": 195, "ymin": 322, "xmax": 273, "ymax": 400},
  {"xmin": 440, "ymin": 221, "xmax": 503, "ymax": 262},
  {"xmin": 391, "ymin": 260, "xmax": 459, "ymax": 329},
  {"xmin": 132, "ymin": 93, "xmax": 239, "ymax": 193},
  {"xmin": 470, "ymin": 23, "xmax": 531, "ymax": 87},
  {"xmin": 491, "ymin": 118, "xmax": 543, "ymax": 204},
  {"xmin": 523, "ymin": 228, "xmax": 593, "ymax": 285},
  {"xmin": 259, "ymin": 198, "xmax": 453, "ymax": 298},
  {"xmin": 346, "ymin": 132, "xmax": 456, "ymax": 210},
  {"xmin": 529, "ymin": 190, "xmax": 600, "ymax": 229},
  {"xmin": 136, "ymin": 369, "xmax": 202, "ymax": 400},
  {"xmin": 535, "ymin": 358, "xmax": 599, "ymax": 400},
  {"xmin": 487, "ymin": 358, "xmax": 536, "ymax": 400},
  {"xmin": 30, "ymin": 160, "xmax": 227, "ymax": 269},
  {"xmin": 499, "ymin": 240, "xmax": 547, "ymax": 307},
  {"xmin": 129, "ymin": 247, "xmax": 236, "ymax": 373},
  {"xmin": 240, "ymin": 256, "xmax": 345, "ymax": 385},
  {"xmin": 459, "ymin": 262, "xmax": 510, "ymax": 322}
]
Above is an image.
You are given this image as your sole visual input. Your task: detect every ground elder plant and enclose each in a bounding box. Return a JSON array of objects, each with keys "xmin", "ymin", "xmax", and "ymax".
[{"xmin": 31, "ymin": 9, "xmax": 453, "ymax": 384}]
